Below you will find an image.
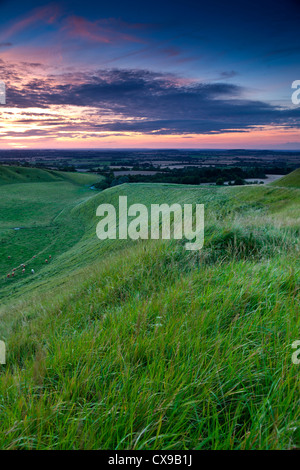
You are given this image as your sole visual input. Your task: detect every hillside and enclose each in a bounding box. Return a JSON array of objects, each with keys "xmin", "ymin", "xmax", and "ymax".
[
  {"xmin": 0, "ymin": 166, "xmax": 103, "ymax": 299},
  {"xmin": 0, "ymin": 165, "xmax": 100, "ymax": 186},
  {"xmin": 0, "ymin": 168, "xmax": 299, "ymax": 450},
  {"xmin": 271, "ymin": 168, "xmax": 300, "ymax": 188}
]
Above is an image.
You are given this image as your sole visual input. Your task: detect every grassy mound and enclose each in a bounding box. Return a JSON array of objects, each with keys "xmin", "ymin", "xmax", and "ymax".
[
  {"xmin": 0, "ymin": 170, "xmax": 299, "ymax": 450},
  {"xmin": 0, "ymin": 165, "xmax": 100, "ymax": 186},
  {"xmin": 0, "ymin": 166, "xmax": 103, "ymax": 299},
  {"xmin": 271, "ymin": 168, "xmax": 300, "ymax": 188}
]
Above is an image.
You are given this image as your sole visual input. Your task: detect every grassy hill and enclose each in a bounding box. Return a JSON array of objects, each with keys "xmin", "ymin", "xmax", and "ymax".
[
  {"xmin": 0, "ymin": 165, "xmax": 100, "ymax": 186},
  {"xmin": 0, "ymin": 167, "xmax": 299, "ymax": 450},
  {"xmin": 271, "ymin": 168, "xmax": 300, "ymax": 188}
]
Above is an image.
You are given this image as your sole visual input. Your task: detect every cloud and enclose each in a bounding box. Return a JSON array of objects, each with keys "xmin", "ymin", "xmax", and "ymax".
[
  {"xmin": 262, "ymin": 46, "xmax": 300, "ymax": 62},
  {"xmin": 62, "ymin": 16, "xmax": 147, "ymax": 44},
  {"xmin": 219, "ymin": 71, "xmax": 239, "ymax": 79},
  {"xmin": 0, "ymin": 4, "xmax": 62, "ymax": 41}
]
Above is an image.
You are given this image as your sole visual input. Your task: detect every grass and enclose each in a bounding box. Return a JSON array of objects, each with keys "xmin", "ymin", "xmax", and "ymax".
[
  {"xmin": 271, "ymin": 168, "xmax": 300, "ymax": 188},
  {"xmin": 0, "ymin": 167, "xmax": 103, "ymax": 300},
  {"xmin": 0, "ymin": 165, "xmax": 100, "ymax": 186},
  {"xmin": 0, "ymin": 166, "xmax": 299, "ymax": 450}
]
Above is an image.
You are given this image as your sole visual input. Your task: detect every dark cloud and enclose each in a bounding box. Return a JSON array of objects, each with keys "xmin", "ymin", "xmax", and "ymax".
[
  {"xmin": 4, "ymin": 67, "xmax": 300, "ymax": 135},
  {"xmin": 219, "ymin": 71, "xmax": 239, "ymax": 79}
]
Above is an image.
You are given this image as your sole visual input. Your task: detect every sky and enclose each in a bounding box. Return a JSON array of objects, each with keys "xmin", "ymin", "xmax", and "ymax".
[{"xmin": 0, "ymin": 0, "xmax": 299, "ymax": 149}]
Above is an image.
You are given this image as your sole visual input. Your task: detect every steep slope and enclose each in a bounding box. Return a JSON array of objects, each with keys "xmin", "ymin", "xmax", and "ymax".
[
  {"xmin": 1, "ymin": 180, "xmax": 299, "ymax": 302},
  {"xmin": 271, "ymin": 168, "xmax": 300, "ymax": 188},
  {"xmin": 0, "ymin": 166, "xmax": 103, "ymax": 299}
]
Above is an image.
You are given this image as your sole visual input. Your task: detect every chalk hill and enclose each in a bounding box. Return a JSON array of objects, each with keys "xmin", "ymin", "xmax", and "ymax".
[{"xmin": 0, "ymin": 167, "xmax": 299, "ymax": 450}]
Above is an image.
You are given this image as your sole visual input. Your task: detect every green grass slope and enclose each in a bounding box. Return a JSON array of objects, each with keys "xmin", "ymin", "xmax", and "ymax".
[
  {"xmin": 0, "ymin": 171, "xmax": 299, "ymax": 450},
  {"xmin": 271, "ymin": 168, "xmax": 300, "ymax": 188},
  {"xmin": 0, "ymin": 165, "xmax": 100, "ymax": 186},
  {"xmin": 0, "ymin": 166, "xmax": 103, "ymax": 300}
]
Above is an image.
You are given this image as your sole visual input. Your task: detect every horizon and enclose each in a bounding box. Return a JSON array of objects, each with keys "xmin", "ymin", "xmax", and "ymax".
[{"xmin": 1, "ymin": 148, "xmax": 300, "ymax": 152}]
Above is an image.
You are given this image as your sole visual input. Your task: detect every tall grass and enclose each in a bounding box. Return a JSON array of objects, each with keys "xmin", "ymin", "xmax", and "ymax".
[{"xmin": 0, "ymin": 176, "xmax": 299, "ymax": 449}]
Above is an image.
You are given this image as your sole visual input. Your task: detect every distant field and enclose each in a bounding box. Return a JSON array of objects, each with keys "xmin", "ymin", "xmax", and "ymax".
[
  {"xmin": 0, "ymin": 165, "xmax": 299, "ymax": 450},
  {"xmin": 0, "ymin": 149, "xmax": 299, "ymax": 174}
]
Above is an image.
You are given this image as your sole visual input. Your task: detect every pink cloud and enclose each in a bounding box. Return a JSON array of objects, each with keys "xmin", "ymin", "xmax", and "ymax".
[
  {"xmin": 162, "ymin": 47, "xmax": 181, "ymax": 57},
  {"xmin": 63, "ymin": 16, "xmax": 146, "ymax": 44}
]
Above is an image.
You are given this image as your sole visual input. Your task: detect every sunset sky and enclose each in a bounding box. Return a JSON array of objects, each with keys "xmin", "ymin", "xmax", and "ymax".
[{"xmin": 0, "ymin": 0, "xmax": 299, "ymax": 149}]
